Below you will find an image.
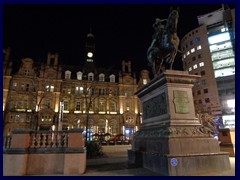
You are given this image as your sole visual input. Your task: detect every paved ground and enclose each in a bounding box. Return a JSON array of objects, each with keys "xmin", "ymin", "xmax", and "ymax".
[
  {"xmin": 31, "ymin": 145, "xmax": 235, "ymax": 176},
  {"xmin": 82, "ymin": 145, "xmax": 235, "ymax": 176}
]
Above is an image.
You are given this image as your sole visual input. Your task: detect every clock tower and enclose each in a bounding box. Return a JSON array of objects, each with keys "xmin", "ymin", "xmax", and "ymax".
[{"xmin": 83, "ymin": 30, "xmax": 97, "ymax": 74}]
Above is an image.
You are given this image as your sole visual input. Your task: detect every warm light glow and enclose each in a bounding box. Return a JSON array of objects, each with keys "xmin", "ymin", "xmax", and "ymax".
[
  {"xmin": 52, "ymin": 125, "xmax": 56, "ymax": 131},
  {"xmin": 55, "ymin": 101, "xmax": 59, "ymax": 112},
  {"xmin": 143, "ymin": 79, "xmax": 147, "ymax": 85},
  {"xmin": 120, "ymin": 107, "xmax": 123, "ymax": 114},
  {"xmin": 87, "ymin": 52, "xmax": 93, "ymax": 58}
]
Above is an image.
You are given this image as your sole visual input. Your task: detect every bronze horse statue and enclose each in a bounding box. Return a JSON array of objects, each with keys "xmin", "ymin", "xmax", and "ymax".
[{"xmin": 147, "ymin": 8, "xmax": 180, "ymax": 76}]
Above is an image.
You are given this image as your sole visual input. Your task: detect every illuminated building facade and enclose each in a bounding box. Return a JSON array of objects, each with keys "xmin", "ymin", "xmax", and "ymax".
[
  {"xmin": 181, "ymin": 6, "xmax": 235, "ymax": 128},
  {"xmin": 3, "ymin": 32, "xmax": 151, "ymax": 139}
]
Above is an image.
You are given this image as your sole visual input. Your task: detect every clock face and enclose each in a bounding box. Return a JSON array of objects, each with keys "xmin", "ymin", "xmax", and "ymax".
[{"xmin": 87, "ymin": 52, "xmax": 93, "ymax": 58}]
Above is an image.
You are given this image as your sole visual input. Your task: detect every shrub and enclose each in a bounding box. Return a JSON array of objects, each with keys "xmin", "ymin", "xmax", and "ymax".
[{"xmin": 86, "ymin": 141, "xmax": 104, "ymax": 159}]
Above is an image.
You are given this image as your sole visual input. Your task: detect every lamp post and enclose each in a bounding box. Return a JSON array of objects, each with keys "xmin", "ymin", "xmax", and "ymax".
[{"xmin": 58, "ymin": 100, "xmax": 63, "ymax": 131}]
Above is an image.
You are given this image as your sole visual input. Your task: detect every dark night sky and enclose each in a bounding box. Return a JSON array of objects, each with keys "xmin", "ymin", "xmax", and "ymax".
[{"xmin": 3, "ymin": 3, "xmax": 236, "ymax": 75}]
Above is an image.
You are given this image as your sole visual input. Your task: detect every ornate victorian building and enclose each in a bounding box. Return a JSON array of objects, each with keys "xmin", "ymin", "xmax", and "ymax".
[{"xmin": 3, "ymin": 32, "xmax": 151, "ymax": 140}]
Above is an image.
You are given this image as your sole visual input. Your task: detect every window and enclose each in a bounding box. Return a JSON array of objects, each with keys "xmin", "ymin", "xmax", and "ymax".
[
  {"xmin": 197, "ymin": 45, "xmax": 202, "ymax": 50},
  {"xmin": 201, "ymin": 70, "xmax": 206, "ymax": 76},
  {"xmin": 187, "ymin": 51, "xmax": 190, "ymax": 56},
  {"xmin": 197, "ymin": 90, "xmax": 201, "ymax": 95},
  {"xmin": 110, "ymin": 101, "xmax": 116, "ymax": 112},
  {"xmin": 88, "ymin": 72, "xmax": 94, "ymax": 81},
  {"xmin": 198, "ymin": 54, "xmax": 202, "ymax": 59},
  {"xmin": 50, "ymin": 85, "xmax": 54, "ymax": 92},
  {"xmin": 63, "ymin": 101, "xmax": 68, "ymax": 111},
  {"xmin": 75, "ymin": 87, "xmax": 79, "ymax": 94},
  {"xmin": 99, "ymin": 101, "xmax": 105, "ymax": 112},
  {"xmin": 189, "ymin": 67, "xmax": 192, "ymax": 71},
  {"xmin": 25, "ymin": 69, "xmax": 30, "ymax": 76},
  {"xmin": 99, "ymin": 73, "xmax": 105, "ymax": 82},
  {"xmin": 17, "ymin": 101, "xmax": 22, "ymax": 108},
  {"xmin": 192, "ymin": 57, "xmax": 196, "ymax": 61},
  {"xmin": 26, "ymin": 84, "xmax": 29, "ymax": 91},
  {"xmin": 199, "ymin": 62, "xmax": 204, "ymax": 67},
  {"xmin": 205, "ymin": 98, "xmax": 210, "ymax": 103},
  {"xmin": 21, "ymin": 84, "xmax": 25, "ymax": 91},
  {"xmin": 202, "ymin": 79, "xmax": 207, "ymax": 85},
  {"xmin": 24, "ymin": 100, "xmax": 28, "ymax": 109},
  {"xmin": 77, "ymin": 71, "xmax": 83, "ymax": 80},
  {"xmin": 46, "ymin": 100, "xmax": 50, "ymax": 109},
  {"xmin": 193, "ymin": 64, "xmax": 197, "ymax": 69},
  {"xmin": 204, "ymin": 89, "xmax": 208, "ymax": 94},
  {"xmin": 109, "ymin": 74, "xmax": 115, "ymax": 83},
  {"xmin": 143, "ymin": 79, "xmax": 147, "ymax": 85},
  {"xmin": 65, "ymin": 70, "xmax": 71, "ymax": 79},
  {"xmin": 12, "ymin": 82, "xmax": 17, "ymax": 91},
  {"xmin": 46, "ymin": 85, "xmax": 54, "ymax": 92},
  {"xmin": 75, "ymin": 101, "xmax": 81, "ymax": 111},
  {"xmin": 195, "ymin": 81, "xmax": 200, "ymax": 86},
  {"xmin": 196, "ymin": 37, "xmax": 200, "ymax": 42},
  {"xmin": 208, "ymin": 32, "xmax": 230, "ymax": 45}
]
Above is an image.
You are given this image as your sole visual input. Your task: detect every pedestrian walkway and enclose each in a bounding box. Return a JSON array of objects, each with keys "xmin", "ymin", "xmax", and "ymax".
[
  {"xmin": 84, "ymin": 156, "xmax": 235, "ymax": 176},
  {"xmin": 82, "ymin": 145, "xmax": 235, "ymax": 176},
  {"xmin": 29, "ymin": 145, "xmax": 235, "ymax": 176}
]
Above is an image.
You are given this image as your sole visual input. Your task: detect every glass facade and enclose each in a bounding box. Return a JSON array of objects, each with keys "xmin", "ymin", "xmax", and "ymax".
[{"xmin": 207, "ymin": 23, "xmax": 235, "ymax": 128}]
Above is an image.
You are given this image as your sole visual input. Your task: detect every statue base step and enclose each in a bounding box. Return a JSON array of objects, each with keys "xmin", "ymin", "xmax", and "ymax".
[{"xmin": 128, "ymin": 150, "xmax": 230, "ymax": 176}]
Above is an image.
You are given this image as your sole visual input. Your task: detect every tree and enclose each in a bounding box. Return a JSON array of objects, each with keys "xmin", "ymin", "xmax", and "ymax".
[
  {"xmin": 30, "ymin": 77, "xmax": 56, "ymax": 130},
  {"xmin": 82, "ymin": 81, "xmax": 99, "ymax": 144}
]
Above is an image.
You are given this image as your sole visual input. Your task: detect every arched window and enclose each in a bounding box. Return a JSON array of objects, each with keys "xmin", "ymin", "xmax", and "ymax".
[
  {"xmin": 110, "ymin": 100, "xmax": 117, "ymax": 112},
  {"xmin": 109, "ymin": 74, "xmax": 115, "ymax": 83},
  {"xmin": 88, "ymin": 72, "xmax": 94, "ymax": 81},
  {"xmin": 99, "ymin": 100, "xmax": 106, "ymax": 112},
  {"xmin": 65, "ymin": 70, "xmax": 71, "ymax": 79},
  {"xmin": 77, "ymin": 71, "xmax": 83, "ymax": 80},
  {"xmin": 99, "ymin": 73, "xmax": 105, "ymax": 82}
]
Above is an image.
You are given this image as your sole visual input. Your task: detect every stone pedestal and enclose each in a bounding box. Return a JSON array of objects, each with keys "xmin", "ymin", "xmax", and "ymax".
[{"xmin": 128, "ymin": 70, "xmax": 230, "ymax": 175}]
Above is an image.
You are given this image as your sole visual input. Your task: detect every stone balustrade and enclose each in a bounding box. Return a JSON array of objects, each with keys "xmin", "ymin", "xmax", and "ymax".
[{"xmin": 3, "ymin": 129, "xmax": 86, "ymax": 176}]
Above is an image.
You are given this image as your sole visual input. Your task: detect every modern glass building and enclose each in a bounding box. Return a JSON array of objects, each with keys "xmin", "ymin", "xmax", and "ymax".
[{"xmin": 181, "ymin": 6, "xmax": 235, "ymax": 128}]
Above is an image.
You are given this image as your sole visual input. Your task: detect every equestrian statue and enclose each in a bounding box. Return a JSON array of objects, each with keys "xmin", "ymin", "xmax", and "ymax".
[{"xmin": 147, "ymin": 7, "xmax": 181, "ymax": 77}]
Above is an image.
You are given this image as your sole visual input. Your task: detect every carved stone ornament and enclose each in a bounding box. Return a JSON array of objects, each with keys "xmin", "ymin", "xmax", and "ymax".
[{"xmin": 134, "ymin": 126, "xmax": 212, "ymax": 138}]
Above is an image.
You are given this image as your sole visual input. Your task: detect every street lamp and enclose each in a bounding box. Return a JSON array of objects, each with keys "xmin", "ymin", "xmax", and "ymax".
[{"xmin": 58, "ymin": 100, "xmax": 63, "ymax": 131}]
